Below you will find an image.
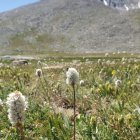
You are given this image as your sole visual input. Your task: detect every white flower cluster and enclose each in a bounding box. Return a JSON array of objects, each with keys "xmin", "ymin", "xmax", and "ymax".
[
  {"xmin": 6, "ymin": 91, "xmax": 28, "ymax": 125},
  {"xmin": 115, "ymin": 80, "xmax": 122, "ymax": 88},
  {"xmin": 35, "ymin": 69, "xmax": 42, "ymax": 77},
  {"xmin": 66, "ymin": 68, "xmax": 79, "ymax": 86}
]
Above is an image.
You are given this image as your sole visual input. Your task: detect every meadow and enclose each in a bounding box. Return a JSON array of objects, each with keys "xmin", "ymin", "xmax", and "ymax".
[{"xmin": 0, "ymin": 54, "xmax": 140, "ymax": 140}]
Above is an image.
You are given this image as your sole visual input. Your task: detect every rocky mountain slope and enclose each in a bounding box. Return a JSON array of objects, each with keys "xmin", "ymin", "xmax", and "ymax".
[
  {"xmin": 0, "ymin": 0, "xmax": 140, "ymax": 55},
  {"xmin": 100, "ymin": 0, "xmax": 140, "ymax": 10}
]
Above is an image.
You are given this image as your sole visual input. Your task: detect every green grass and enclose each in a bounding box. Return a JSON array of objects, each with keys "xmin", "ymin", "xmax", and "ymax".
[
  {"xmin": 6, "ymin": 29, "xmax": 68, "ymax": 56},
  {"xmin": 0, "ymin": 56, "xmax": 140, "ymax": 139}
]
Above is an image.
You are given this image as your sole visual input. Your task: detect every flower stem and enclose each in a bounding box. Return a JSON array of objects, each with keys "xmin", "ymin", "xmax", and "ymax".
[
  {"xmin": 72, "ymin": 84, "xmax": 76, "ymax": 140},
  {"xmin": 16, "ymin": 123, "xmax": 25, "ymax": 140}
]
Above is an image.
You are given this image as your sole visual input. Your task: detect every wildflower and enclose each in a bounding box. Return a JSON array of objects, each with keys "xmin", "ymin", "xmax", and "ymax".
[
  {"xmin": 115, "ymin": 80, "xmax": 122, "ymax": 88},
  {"xmin": 122, "ymin": 61, "xmax": 126, "ymax": 65},
  {"xmin": 97, "ymin": 59, "xmax": 101, "ymax": 64},
  {"xmin": 90, "ymin": 116, "xmax": 96, "ymax": 125},
  {"xmin": 106, "ymin": 60, "xmax": 111, "ymax": 65},
  {"xmin": 122, "ymin": 57, "xmax": 126, "ymax": 62},
  {"xmin": 134, "ymin": 59, "xmax": 138, "ymax": 63},
  {"xmin": 96, "ymin": 88, "xmax": 101, "ymax": 94},
  {"xmin": 125, "ymin": 113, "xmax": 133, "ymax": 123},
  {"xmin": 89, "ymin": 68, "xmax": 93, "ymax": 73},
  {"xmin": 0, "ymin": 98, "xmax": 3, "ymax": 111},
  {"xmin": 111, "ymin": 61, "xmax": 115, "ymax": 65},
  {"xmin": 112, "ymin": 70, "xmax": 116, "ymax": 76},
  {"xmin": 35, "ymin": 69, "xmax": 42, "ymax": 77},
  {"xmin": 37, "ymin": 61, "xmax": 41, "ymax": 65},
  {"xmin": 99, "ymin": 69, "xmax": 106, "ymax": 80},
  {"xmin": 0, "ymin": 63, "xmax": 4, "ymax": 68},
  {"xmin": 66, "ymin": 68, "xmax": 79, "ymax": 86},
  {"xmin": 80, "ymin": 80, "xmax": 85, "ymax": 86},
  {"xmin": 134, "ymin": 106, "xmax": 140, "ymax": 114},
  {"xmin": 105, "ymin": 53, "xmax": 109, "ymax": 57},
  {"xmin": 66, "ymin": 68, "xmax": 79, "ymax": 140},
  {"xmin": 0, "ymin": 98, "xmax": 3, "ymax": 106},
  {"xmin": 6, "ymin": 91, "xmax": 28, "ymax": 125}
]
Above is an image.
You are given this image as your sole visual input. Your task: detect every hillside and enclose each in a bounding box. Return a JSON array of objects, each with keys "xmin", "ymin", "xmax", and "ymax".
[{"xmin": 0, "ymin": 0, "xmax": 140, "ymax": 55}]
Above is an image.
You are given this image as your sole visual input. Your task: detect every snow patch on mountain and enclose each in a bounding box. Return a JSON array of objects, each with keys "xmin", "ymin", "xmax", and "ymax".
[{"xmin": 99, "ymin": 0, "xmax": 140, "ymax": 11}]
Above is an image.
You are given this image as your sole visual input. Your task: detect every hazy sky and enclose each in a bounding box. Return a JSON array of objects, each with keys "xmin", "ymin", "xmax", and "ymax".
[{"xmin": 0, "ymin": 0, "xmax": 39, "ymax": 13}]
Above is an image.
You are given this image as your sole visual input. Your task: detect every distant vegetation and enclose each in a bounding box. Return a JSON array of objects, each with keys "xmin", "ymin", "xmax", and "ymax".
[{"xmin": 8, "ymin": 29, "xmax": 68, "ymax": 55}]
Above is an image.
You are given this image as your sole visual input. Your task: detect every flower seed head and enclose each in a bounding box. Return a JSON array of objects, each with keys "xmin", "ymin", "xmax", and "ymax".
[
  {"xmin": 0, "ymin": 98, "xmax": 3, "ymax": 106},
  {"xmin": 0, "ymin": 98, "xmax": 3, "ymax": 111},
  {"xmin": 6, "ymin": 91, "xmax": 28, "ymax": 125},
  {"xmin": 115, "ymin": 80, "xmax": 122, "ymax": 88},
  {"xmin": 80, "ymin": 80, "xmax": 85, "ymax": 86},
  {"xmin": 36, "ymin": 69, "xmax": 42, "ymax": 77},
  {"xmin": 66, "ymin": 68, "xmax": 79, "ymax": 86}
]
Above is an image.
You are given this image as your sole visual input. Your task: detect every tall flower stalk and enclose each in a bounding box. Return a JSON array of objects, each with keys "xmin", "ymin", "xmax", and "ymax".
[
  {"xmin": 66, "ymin": 68, "xmax": 79, "ymax": 140},
  {"xmin": 36, "ymin": 62, "xmax": 49, "ymax": 98},
  {"xmin": 72, "ymin": 83, "xmax": 76, "ymax": 140},
  {"xmin": 115, "ymin": 79, "xmax": 122, "ymax": 94},
  {"xmin": 0, "ymin": 98, "xmax": 3, "ymax": 111},
  {"xmin": 6, "ymin": 91, "xmax": 28, "ymax": 140}
]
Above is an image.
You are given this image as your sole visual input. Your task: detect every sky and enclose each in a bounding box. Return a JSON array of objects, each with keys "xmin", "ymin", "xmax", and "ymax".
[{"xmin": 0, "ymin": 0, "xmax": 39, "ymax": 13}]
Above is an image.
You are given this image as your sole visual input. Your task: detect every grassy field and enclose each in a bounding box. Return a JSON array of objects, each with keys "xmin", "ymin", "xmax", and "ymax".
[{"xmin": 0, "ymin": 55, "xmax": 140, "ymax": 140}]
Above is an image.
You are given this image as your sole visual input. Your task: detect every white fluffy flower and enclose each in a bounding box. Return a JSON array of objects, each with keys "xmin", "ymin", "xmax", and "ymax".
[
  {"xmin": 66, "ymin": 68, "xmax": 79, "ymax": 86},
  {"xmin": 105, "ymin": 53, "xmax": 109, "ymax": 57},
  {"xmin": 35, "ymin": 69, "xmax": 42, "ymax": 77},
  {"xmin": 115, "ymin": 80, "xmax": 122, "ymax": 88},
  {"xmin": 97, "ymin": 59, "xmax": 101, "ymax": 64},
  {"xmin": 6, "ymin": 91, "xmax": 28, "ymax": 125},
  {"xmin": 0, "ymin": 98, "xmax": 3, "ymax": 110},
  {"xmin": 134, "ymin": 106, "xmax": 140, "ymax": 114},
  {"xmin": 80, "ymin": 80, "xmax": 85, "ymax": 86},
  {"xmin": 0, "ymin": 98, "xmax": 3, "ymax": 106}
]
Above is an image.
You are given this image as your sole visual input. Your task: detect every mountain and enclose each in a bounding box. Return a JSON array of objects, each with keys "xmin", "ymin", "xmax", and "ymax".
[
  {"xmin": 100, "ymin": 0, "xmax": 140, "ymax": 10},
  {"xmin": 0, "ymin": 0, "xmax": 140, "ymax": 55}
]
